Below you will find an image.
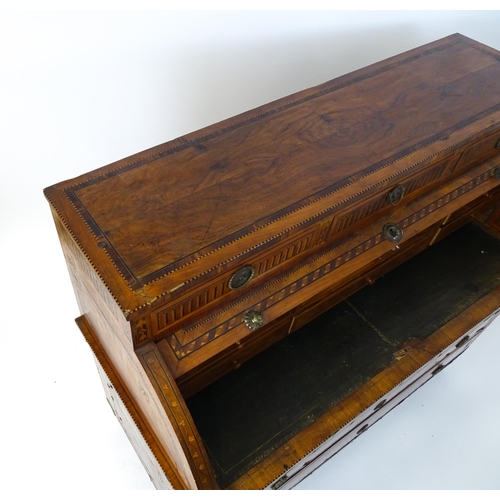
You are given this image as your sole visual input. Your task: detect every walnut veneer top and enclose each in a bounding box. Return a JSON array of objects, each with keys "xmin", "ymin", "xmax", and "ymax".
[{"xmin": 44, "ymin": 34, "xmax": 500, "ymax": 314}]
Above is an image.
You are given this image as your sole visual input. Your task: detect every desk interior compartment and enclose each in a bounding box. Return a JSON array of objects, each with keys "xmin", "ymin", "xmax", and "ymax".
[{"xmin": 185, "ymin": 222, "xmax": 500, "ymax": 489}]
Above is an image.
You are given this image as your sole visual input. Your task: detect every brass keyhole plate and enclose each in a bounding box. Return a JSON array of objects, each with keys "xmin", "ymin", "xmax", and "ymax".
[
  {"xmin": 229, "ymin": 265, "xmax": 255, "ymax": 290},
  {"xmin": 387, "ymin": 185, "xmax": 405, "ymax": 205}
]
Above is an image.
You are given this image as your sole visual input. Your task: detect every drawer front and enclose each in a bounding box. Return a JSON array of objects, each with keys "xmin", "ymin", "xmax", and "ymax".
[
  {"xmin": 290, "ymin": 221, "xmax": 443, "ymax": 333},
  {"xmin": 152, "ymin": 160, "xmax": 500, "ymax": 395},
  {"xmin": 169, "ymin": 312, "xmax": 294, "ymax": 398},
  {"xmin": 326, "ymin": 153, "xmax": 460, "ymax": 239},
  {"xmin": 454, "ymin": 129, "xmax": 500, "ymax": 173},
  {"xmin": 267, "ymin": 303, "xmax": 500, "ymax": 490}
]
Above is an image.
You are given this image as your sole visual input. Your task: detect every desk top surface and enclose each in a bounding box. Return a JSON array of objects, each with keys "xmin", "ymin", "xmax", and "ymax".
[{"xmin": 45, "ymin": 33, "xmax": 500, "ymax": 313}]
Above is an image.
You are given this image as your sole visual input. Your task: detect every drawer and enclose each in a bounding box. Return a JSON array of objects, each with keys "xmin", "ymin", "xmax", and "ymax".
[
  {"xmin": 161, "ymin": 312, "xmax": 294, "ymax": 398},
  {"xmin": 328, "ymin": 130, "xmax": 500, "ymax": 243},
  {"xmin": 168, "ymin": 221, "xmax": 443, "ymax": 399},
  {"xmin": 148, "ymin": 221, "xmax": 330, "ymax": 340},
  {"xmin": 290, "ymin": 221, "xmax": 443, "ymax": 333},
  {"xmin": 324, "ymin": 151, "xmax": 462, "ymax": 241},
  {"xmin": 145, "ymin": 157, "xmax": 500, "ymax": 391}
]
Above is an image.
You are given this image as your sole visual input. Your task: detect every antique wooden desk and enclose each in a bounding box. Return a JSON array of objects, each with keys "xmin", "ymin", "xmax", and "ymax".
[{"xmin": 45, "ymin": 34, "xmax": 500, "ymax": 489}]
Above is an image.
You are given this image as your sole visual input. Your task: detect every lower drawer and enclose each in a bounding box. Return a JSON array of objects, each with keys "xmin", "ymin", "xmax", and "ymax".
[{"xmin": 267, "ymin": 303, "xmax": 498, "ymax": 490}]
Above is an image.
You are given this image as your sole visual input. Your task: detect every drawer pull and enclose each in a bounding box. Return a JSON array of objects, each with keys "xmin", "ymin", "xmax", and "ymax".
[
  {"xmin": 383, "ymin": 223, "xmax": 403, "ymax": 242},
  {"xmin": 387, "ymin": 185, "xmax": 405, "ymax": 205},
  {"xmin": 229, "ymin": 265, "xmax": 255, "ymax": 290},
  {"xmin": 494, "ymin": 167, "xmax": 500, "ymax": 180},
  {"xmin": 244, "ymin": 310, "xmax": 264, "ymax": 330}
]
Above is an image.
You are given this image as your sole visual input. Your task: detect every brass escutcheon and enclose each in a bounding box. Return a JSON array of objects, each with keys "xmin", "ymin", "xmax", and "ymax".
[
  {"xmin": 383, "ymin": 223, "xmax": 403, "ymax": 243},
  {"xmin": 387, "ymin": 185, "xmax": 405, "ymax": 205},
  {"xmin": 229, "ymin": 265, "xmax": 255, "ymax": 290}
]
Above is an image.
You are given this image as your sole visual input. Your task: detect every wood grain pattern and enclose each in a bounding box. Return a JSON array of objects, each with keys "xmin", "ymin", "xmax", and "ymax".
[
  {"xmin": 44, "ymin": 34, "xmax": 500, "ymax": 490},
  {"xmin": 156, "ymin": 160, "xmax": 500, "ymax": 376},
  {"xmin": 44, "ymin": 34, "xmax": 500, "ymax": 324}
]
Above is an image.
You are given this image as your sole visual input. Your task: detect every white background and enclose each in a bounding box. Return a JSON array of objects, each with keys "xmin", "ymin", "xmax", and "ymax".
[{"xmin": 1, "ymin": 8, "xmax": 500, "ymax": 491}]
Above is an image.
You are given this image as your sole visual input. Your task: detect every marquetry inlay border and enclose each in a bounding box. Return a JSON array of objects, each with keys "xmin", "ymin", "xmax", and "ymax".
[
  {"xmin": 59, "ymin": 36, "xmax": 500, "ymax": 292},
  {"xmin": 138, "ymin": 344, "xmax": 218, "ymax": 489}
]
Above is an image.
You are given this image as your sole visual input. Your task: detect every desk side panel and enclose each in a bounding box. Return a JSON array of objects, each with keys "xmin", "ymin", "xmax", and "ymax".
[{"xmin": 50, "ymin": 210, "xmax": 198, "ymax": 490}]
